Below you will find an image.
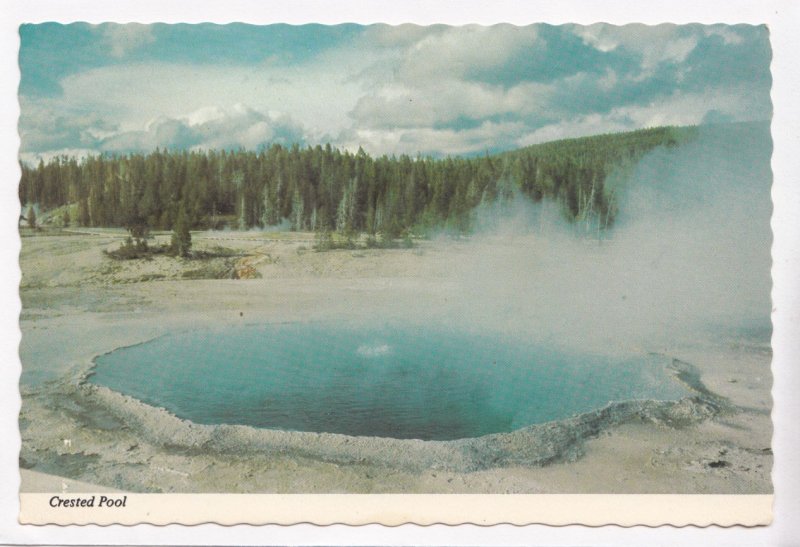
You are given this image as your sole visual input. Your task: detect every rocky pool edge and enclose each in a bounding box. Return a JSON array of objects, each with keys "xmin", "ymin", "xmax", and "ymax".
[{"xmin": 37, "ymin": 354, "xmax": 731, "ymax": 478}]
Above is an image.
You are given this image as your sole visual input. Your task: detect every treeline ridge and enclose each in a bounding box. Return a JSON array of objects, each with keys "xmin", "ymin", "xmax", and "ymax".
[{"xmin": 18, "ymin": 125, "xmax": 697, "ymax": 237}]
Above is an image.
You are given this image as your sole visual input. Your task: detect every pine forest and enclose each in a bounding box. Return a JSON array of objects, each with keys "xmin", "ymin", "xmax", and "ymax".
[{"xmin": 19, "ymin": 125, "xmax": 697, "ymax": 238}]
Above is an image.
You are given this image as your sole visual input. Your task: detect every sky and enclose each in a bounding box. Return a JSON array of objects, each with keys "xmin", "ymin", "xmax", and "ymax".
[{"xmin": 17, "ymin": 23, "xmax": 772, "ymax": 163}]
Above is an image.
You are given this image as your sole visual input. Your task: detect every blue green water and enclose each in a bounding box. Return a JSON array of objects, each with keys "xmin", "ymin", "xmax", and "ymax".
[{"xmin": 89, "ymin": 323, "xmax": 687, "ymax": 440}]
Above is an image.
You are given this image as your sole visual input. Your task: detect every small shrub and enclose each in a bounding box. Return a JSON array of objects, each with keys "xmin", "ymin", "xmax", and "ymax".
[
  {"xmin": 313, "ymin": 231, "xmax": 334, "ymax": 251},
  {"xmin": 104, "ymin": 239, "xmax": 171, "ymax": 260},
  {"xmin": 26, "ymin": 206, "xmax": 36, "ymax": 230},
  {"xmin": 313, "ymin": 230, "xmax": 415, "ymax": 252},
  {"xmin": 191, "ymin": 246, "xmax": 240, "ymax": 259},
  {"xmin": 182, "ymin": 259, "xmax": 237, "ymax": 279},
  {"xmin": 170, "ymin": 206, "xmax": 192, "ymax": 257}
]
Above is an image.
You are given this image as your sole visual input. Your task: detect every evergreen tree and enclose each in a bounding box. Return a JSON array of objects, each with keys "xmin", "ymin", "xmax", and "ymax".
[
  {"xmin": 123, "ymin": 212, "xmax": 149, "ymax": 251},
  {"xmin": 261, "ymin": 185, "xmax": 274, "ymax": 227},
  {"xmin": 78, "ymin": 197, "xmax": 90, "ymax": 227},
  {"xmin": 171, "ymin": 206, "xmax": 192, "ymax": 257},
  {"xmin": 291, "ymin": 188, "xmax": 304, "ymax": 231},
  {"xmin": 26, "ymin": 205, "xmax": 36, "ymax": 229}
]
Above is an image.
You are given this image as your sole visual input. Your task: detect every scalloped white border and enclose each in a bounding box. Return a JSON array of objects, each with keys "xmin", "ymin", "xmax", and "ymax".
[
  {"xmin": 18, "ymin": 494, "xmax": 773, "ymax": 527},
  {"xmin": 2, "ymin": 1, "xmax": 798, "ymax": 545}
]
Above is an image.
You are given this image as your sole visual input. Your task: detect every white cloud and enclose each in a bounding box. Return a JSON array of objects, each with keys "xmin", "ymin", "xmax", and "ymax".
[
  {"xmin": 516, "ymin": 85, "xmax": 768, "ymax": 148},
  {"xmin": 98, "ymin": 104, "xmax": 305, "ymax": 153},
  {"xmin": 183, "ymin": 105, "xmax": 229, "ymax": 127},
  {"xmin": 54, "ymin": 58, "xmax": 368, "ymax": 141},
  {"xmin": 19, "ymin": 148, "xmax": 97, "ymax": 166},
  {"xmin": 339, "ymin": 119, "xmax": 528, "ymax": 157},
  {"xmin": 516, "ymin": 115, "xmax": 634, "ymax": 148},
  {"xmin": 18, "ymin": 24, "xmax": 771, "ymax": 160},
  {"xmin": 621, "ymin": 86, "xmax": 767, "ymax": 127},
  {"xmin": 101, "ymin": 24, "xmax": 156, "ymax": 58},
  {"xmin": 360, "ymin": 23, "xmax": 446, "ymax": 49},
  {"xmin": 350, "ymin": 76, "xmax": 553, "ymax": 131},
  {"xmin": 573, "ymin": 23, "xmax": 698, "ymax": 70},
  {"xmin": 18, "ymin": 96, "xmax": 115, "ymax": 154},
  {"xmin": 393, "ymin": 24, "xmax": 539, "ymax": 84},
  {"xmin": 703, "ymin": 27, "xmax": 746, "ymax": 45}
]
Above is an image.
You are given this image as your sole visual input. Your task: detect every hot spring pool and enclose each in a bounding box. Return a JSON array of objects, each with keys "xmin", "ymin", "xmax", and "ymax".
[{"xmin": 89, "ymin": 323, "xmax": 687, "ymax": 441}]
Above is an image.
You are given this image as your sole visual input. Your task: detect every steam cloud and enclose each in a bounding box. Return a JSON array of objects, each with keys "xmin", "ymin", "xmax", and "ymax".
[{"xmin": 446, "ymin": 122, "xmax": 772, "ymax": 354}]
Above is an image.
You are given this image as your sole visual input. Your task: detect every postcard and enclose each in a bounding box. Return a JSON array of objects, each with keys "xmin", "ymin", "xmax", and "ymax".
[{"xmin": 5, "ymin": 4, "xmax": 792, "ymax": 540}]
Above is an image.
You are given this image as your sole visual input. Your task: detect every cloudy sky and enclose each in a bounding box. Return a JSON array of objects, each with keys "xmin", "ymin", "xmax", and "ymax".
[{"xmin": 18, "ymin": 23, "xmax": 771, "ymax": 163}]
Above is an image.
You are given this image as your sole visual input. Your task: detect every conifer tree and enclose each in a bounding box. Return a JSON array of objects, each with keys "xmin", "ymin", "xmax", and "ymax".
[
  {"xmin": 78, "ymin": 197, "xmax": 90, "ymax": 227},
  {"xmin": 27, "ymin": 205, "xmax": 36, "ymax": 229},
  {"xmin": 171, "ymin": 206, "xmax": 192, "ymax": 257},
  {"xmin": 291, "ymin": 188, "xmax": 304, "ymax": 231}
]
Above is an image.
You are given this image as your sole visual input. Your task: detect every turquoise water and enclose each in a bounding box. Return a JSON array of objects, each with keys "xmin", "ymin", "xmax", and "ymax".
[{"xmin": 89, "ymin": 323, "xmax": 687, "ymax": 440}]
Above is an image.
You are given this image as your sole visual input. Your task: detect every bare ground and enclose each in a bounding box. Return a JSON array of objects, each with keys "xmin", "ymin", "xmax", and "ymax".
[{"xmin": 18, "ymin": 229, "xmax": 773, "ymax": 493}]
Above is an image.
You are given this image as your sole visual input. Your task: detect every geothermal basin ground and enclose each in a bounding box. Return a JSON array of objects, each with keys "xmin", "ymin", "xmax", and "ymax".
[{"xmin": 18, "ymin": 229, "xmax": 773, "ymax": 493}]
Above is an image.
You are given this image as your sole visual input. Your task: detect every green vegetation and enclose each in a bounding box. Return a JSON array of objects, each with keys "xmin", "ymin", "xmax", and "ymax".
[
  {"xmin": 313, "ymin": 230, "xmax": 414, "ymax": 252},
  {"xmin": 105, "ymin": 237, "xmax": 168, "ymax": 260},
  {"xmin": 104, "ymin": 238, "xmax": 236, "ymax": 261},
  {"xmin": 170, "ymin": 205, "xmax": 192, "ymax": 257},
  {"xmin": 26, "ymin": 205, "xmax": 36, "ymax": 229},
  {"xmin": 19, "ymin": 125, "xmax": 697, "ymax": 239}
]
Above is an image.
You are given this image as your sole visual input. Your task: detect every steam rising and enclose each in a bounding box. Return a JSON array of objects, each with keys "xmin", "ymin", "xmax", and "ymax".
[{"xmin": 448, "ymin": 122, "xmax": 772, "ymax": 353}]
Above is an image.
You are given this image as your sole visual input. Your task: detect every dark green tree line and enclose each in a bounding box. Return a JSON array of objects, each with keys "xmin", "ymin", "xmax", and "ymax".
[{"xmin": 18, "ymin": 125, "xmax": 697, "ymax": 236}]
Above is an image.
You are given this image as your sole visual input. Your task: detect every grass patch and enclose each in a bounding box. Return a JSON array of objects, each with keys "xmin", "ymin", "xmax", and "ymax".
[
  {"xmin": 191, "ymin": 245, "xmax": 243, "ymax": 259},
  {"xmin": 181, "ymin": 260, "xmax": 237, "ymax": 280},
  {"xmin": 137, "ymin": 273, "xmax": 167, "ymax": 282},
  {"xmin": 19, "ymin": 226, "xmax": 87, "ymax": 237},
  {"xmin": 103, "ymin": 239, "xmax": 173, "ymax": 260},
  {"xmin": 105, "ymin": 239, "xmax": 241, "ymax": 261},
  {"xmin": 313, "ymin": 232, "xmax": 414, "ymax": 252}
]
